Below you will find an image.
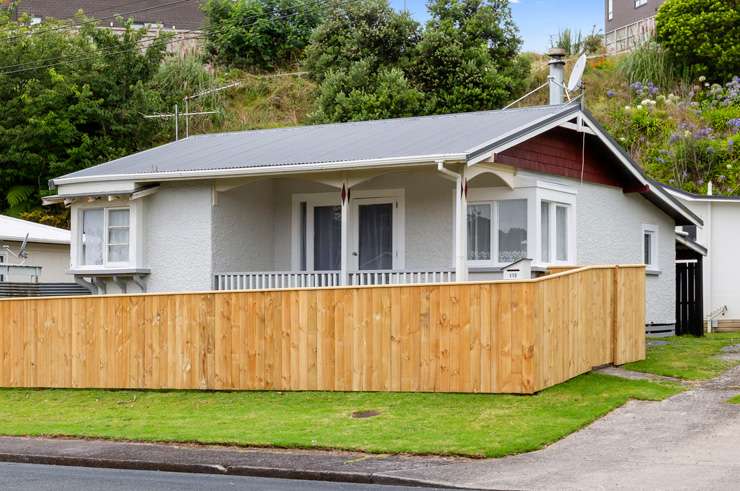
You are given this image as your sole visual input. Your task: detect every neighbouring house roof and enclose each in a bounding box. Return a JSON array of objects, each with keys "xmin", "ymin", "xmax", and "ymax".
[
  {"xmin": 48, "ymin": 101, "xmax": 701, "ymax": 226},
  {"xmin": 0, "ymin": 215, "xmax": 70, "ymax": 245},
  {"xmin": 662, "ymin": 183, "xmax": 740, "ymax": 203},
  {"xmin": 12, "ymin": 0, "xmax": 205, "ymax": 31}
]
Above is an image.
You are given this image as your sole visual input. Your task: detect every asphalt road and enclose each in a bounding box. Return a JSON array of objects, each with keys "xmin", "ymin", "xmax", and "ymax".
[{"xmin": 0, "ymin": 462, "xmax": 445, "ymax": 491}]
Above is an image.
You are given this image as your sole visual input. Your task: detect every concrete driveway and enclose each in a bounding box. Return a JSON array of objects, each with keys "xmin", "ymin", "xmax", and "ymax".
[{"xmin": 386, "ymin": 365, "xmax": 740, "ymax": 490}]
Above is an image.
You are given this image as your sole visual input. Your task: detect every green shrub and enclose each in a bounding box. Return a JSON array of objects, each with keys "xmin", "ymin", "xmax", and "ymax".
[{"xmin": 656, "ymin": 0, "xmax": 740, "ymax": 81}]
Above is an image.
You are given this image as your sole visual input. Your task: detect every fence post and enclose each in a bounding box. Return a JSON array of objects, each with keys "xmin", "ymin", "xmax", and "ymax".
[{"xmin": 612, "ymin": 265, "xmax": 622, "ymax": 365}]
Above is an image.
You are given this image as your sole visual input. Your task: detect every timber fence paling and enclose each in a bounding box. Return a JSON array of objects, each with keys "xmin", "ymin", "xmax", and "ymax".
[{"xmin": 0, "ymin": 265, "xmax": 645, "ymax": 394}]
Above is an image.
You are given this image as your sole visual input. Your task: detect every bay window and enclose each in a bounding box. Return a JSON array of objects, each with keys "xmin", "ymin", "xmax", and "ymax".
[
  {"xmin": 467, "ymin": 199, "xmax": 528, "ymax": 265},
  {"xmin": 78, "ymin": 207, "xmax": 133, "ymax": 267}
]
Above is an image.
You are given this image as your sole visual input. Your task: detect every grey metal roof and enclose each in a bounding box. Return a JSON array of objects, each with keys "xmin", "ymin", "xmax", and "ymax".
[{"xmin": 54, "ymin": 103, "xmax": 577, "ymax": 182}]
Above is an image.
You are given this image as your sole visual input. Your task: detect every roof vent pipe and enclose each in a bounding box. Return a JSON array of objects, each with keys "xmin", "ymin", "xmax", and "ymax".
[{"xmin": 547, "ymin": 48, "xmax": 566, "ymax": 105}]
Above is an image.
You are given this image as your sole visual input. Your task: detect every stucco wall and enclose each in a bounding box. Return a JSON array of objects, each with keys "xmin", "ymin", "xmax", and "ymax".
[
  {"xmin": 212, "ymin": 180, "xmax": 275, "ymax": 272},
  {"xmin": 143, "ymin": 182, "xmax": 213, "ymax": 292},
  {"xmin": 576, "ymin": 181, "xmax": 676, "ymax": 325},
  {"xmin": 1, "ymin": 241, "xmax": 70, "ymax": 282}
]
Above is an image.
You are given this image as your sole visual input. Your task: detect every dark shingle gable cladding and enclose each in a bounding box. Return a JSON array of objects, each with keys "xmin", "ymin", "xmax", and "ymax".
[{"xmin": 12, "ymin": 0, "xmax": 205, "ymax": 31}]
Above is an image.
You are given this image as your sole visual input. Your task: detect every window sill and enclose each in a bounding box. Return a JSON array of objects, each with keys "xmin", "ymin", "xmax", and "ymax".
[
  {"xmin": 69, "ymin": 267, "xmax": 151, "ymax": 277},
  {"xmin": 646, "ymin": 269, "xmax": 661, "ymax": 277}
]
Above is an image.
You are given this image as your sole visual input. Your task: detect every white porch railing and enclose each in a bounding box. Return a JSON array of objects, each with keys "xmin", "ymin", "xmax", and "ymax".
[
  {"xmin": 214, "ymin": 269, "xmax": 456, "ymax": 291},
  {"xmin": 215, "ymin": 271, "xmax": 341, "ymax": 290},
  {"xmin": 348, "ymin": 269, "xmax": 455, "ymax": 286}
]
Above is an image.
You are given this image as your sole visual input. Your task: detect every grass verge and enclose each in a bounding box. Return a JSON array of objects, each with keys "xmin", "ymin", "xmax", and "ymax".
[
  {"xmin": 624, "ymin": 333, "xmax": 740, "ymax": 380},
  {"xmin": 728, "ymin": 395, "xmax": 740, "ymax": 404},
  {"xmin": 0, "ymin": 373, "xmax": 680, "ymax": 458}
]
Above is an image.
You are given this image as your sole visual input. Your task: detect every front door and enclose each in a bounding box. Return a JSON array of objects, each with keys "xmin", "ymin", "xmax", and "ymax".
[{"xmin": 352, "ymin": 198, "xmax": 400, "ymax": 271}]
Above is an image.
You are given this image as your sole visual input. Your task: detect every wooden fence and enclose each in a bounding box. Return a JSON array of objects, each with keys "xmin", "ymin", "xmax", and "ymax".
[{"xmin": 0, "ymin": 265, "xmax": 645, "ymax": 394}]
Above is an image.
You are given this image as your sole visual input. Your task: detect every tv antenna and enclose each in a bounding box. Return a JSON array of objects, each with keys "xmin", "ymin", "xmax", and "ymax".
[
  {"xmin": 2, "ymin": 233, "xmax": 30, "ymax": 265},
  {"xmin": 142, "ymin": 104, "xmax": 220, "ymax": 141}
]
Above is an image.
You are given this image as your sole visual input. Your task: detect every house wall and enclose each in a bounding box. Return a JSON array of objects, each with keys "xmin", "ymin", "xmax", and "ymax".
[
  {"xmin": 212, "ymin": 180, "xmax": 275, "ymax": 272},
  {"xmin": 143, "ymin": 182, "xmax": 213, "ymax": 292},
  {"xmin": 576, "ymin": 181, "xmax": 676, "ymax": 325},
  {"xmin": 605, "ymin": 0, "xmax": 664, "ymax": 32},
  {"xmin": 1, "ymin": 241, "xmax": 70, "ymax": 283}
]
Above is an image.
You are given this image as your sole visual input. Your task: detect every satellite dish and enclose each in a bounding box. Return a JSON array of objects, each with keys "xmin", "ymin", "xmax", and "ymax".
[
  {"xmin": 18, "ymin": 233, "xmax": 29, "ymax": 261},
  {"xmin": 567, "ymin": 53, "xmax": 587, "ymax": 93}
]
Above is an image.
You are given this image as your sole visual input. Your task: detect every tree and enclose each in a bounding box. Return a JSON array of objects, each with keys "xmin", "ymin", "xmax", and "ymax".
[
  {"xmin": 204, "ymin": 0, "xmax": 324, "ymax": 70},
  {"xmin": 303, "ymin": 0, "xmax": 420, "ymax": 83},
  {"xmin": 410, "ymin": 0, "xmax": 529, "ymax": 114},
  {"xmin": 0, "ymin": 13, "xmax": 170, "ymax": 219},
  {"xmin": 656, "ymin": 0, "xmax": 740, "ymax": 81},
  {"xmin": 311, "ymin": 61, "xmax": 424, "ymax": 123}
]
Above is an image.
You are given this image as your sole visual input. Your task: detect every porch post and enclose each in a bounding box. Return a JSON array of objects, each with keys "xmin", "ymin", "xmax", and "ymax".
[
  {"xmin": 437, "ymin": 160, "xmax": 468, "ymax": 282},
  {"xmin": 340, "ymin": 182, "xmax": 350, "ymax": 286},
  {"xmin": 455, "ymin": 174, "xmax": 469, "ymax": 282}
]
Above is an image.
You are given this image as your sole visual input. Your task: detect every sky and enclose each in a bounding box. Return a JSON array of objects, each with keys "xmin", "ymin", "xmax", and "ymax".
[{"xmin": 388, "ymin": 0, "xmax": 603, "ymax": 53}]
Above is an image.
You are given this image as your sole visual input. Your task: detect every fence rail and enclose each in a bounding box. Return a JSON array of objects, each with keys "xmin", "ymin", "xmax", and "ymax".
[{"xmin": 0, "ymin": 265, "xmax": 645, "ymax": 394}]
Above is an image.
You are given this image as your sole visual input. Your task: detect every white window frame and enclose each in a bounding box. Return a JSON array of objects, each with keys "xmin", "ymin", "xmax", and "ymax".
[
  {"xmin": 460, "ymin": 182, "xmax": 576, "ymax": 268},
  {"xmin": 72, "ymin": 200, "xmax": 141, "ymax": 271},
  {"xmin": 290, "ymin": 189, "xmax": 405, "ymax": 272},
  {"xmin": 608, "ymin": 0, "xmax": 614, "ymax": 20},
  {"xmin": 635, "ymin": 0, "xmax": 647, "ymax": 7},
  {"xmin": 642, "ymin": 224, "xmax": 659, "ymax": 272},
  {"xmin": 462, "ymin": 187, "xmax": 536, "ymax": 268},
  {"xmin": 0, "ymin": 252, "xmax": 6, "ymax": 282}
]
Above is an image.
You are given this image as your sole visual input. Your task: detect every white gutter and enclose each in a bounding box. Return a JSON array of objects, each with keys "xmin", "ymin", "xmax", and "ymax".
[{"xmin": 51, "ymin": 153, "xmax": 467, "ymax": 187}]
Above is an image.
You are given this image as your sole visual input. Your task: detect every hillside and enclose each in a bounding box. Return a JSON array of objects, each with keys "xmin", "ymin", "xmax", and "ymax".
[{"xmin": 198, "ymin": 49, "xmax": 738, "ymax": 198}]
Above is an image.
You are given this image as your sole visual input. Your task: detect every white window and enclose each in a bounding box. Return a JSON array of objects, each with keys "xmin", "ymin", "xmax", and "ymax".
[
  {"xmin": 30, "ymin": 16, "xmax": 42, "ymax": 25},
  {"xmin": 635, "ymin": 0, "xmax": 647, "ymax": 7},
  {"xmin": 540, "ymin": 201, "xmax": 572, "ymax": 264},
  {"xmin": 467, "ymin": 199, "xmax": 528, "ymax": 265},
  {"xmin": 608, "ymin": 0, "xmax": 613, "ymax": 20},
  {"xmin": 643, "ymin": 224, "xmax": 658, "ymax": 271},
  {"xmin": 79, "ymin": 207, "xmax": 132, "ymax": 267}
]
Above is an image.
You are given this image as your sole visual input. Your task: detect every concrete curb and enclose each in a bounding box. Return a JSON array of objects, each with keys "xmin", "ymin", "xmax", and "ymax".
[{"xmin": 0, "ymin": 451, "xmax": 459, "ymax": 489}]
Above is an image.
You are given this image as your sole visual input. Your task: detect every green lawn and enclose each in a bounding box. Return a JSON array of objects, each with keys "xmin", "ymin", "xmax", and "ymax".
[
  {"xmin": 729, "ymin": 395, "xmax": 740, "ymax": 404},
  {"xmin": 624, "ymin": 333, "xmax": 740, "ymax": 380},
  {"xmin": 0, "ymin": 374, "xmax": 679, "ymax": 458}
]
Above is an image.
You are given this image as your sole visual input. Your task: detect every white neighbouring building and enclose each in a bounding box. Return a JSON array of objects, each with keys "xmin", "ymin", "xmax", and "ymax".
[
  {"xmin": 0, "ymin": 214, "xmax": 71, "ymax": 283},
  {"xmin": 666, "ymin": 185, "xmax": 740, "ymax": 331}
]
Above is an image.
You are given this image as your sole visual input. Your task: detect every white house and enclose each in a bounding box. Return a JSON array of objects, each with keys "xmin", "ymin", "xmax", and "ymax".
[
  {"xmin": 44, "ymin": 89, "xmax": 701, "ymax": 331},
  {"xmin": 0, "ymin": 214, "xmax": 71, "ymax": 283},
  {"xmin": 665, "ymin": 185, "xmax": 740, "ymax": 331}
]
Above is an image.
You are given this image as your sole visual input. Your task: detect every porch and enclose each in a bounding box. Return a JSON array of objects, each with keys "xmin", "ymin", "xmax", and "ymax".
[{"xmin": 211, "ymin": 163, "xmax": 572, "ymax": 291}]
